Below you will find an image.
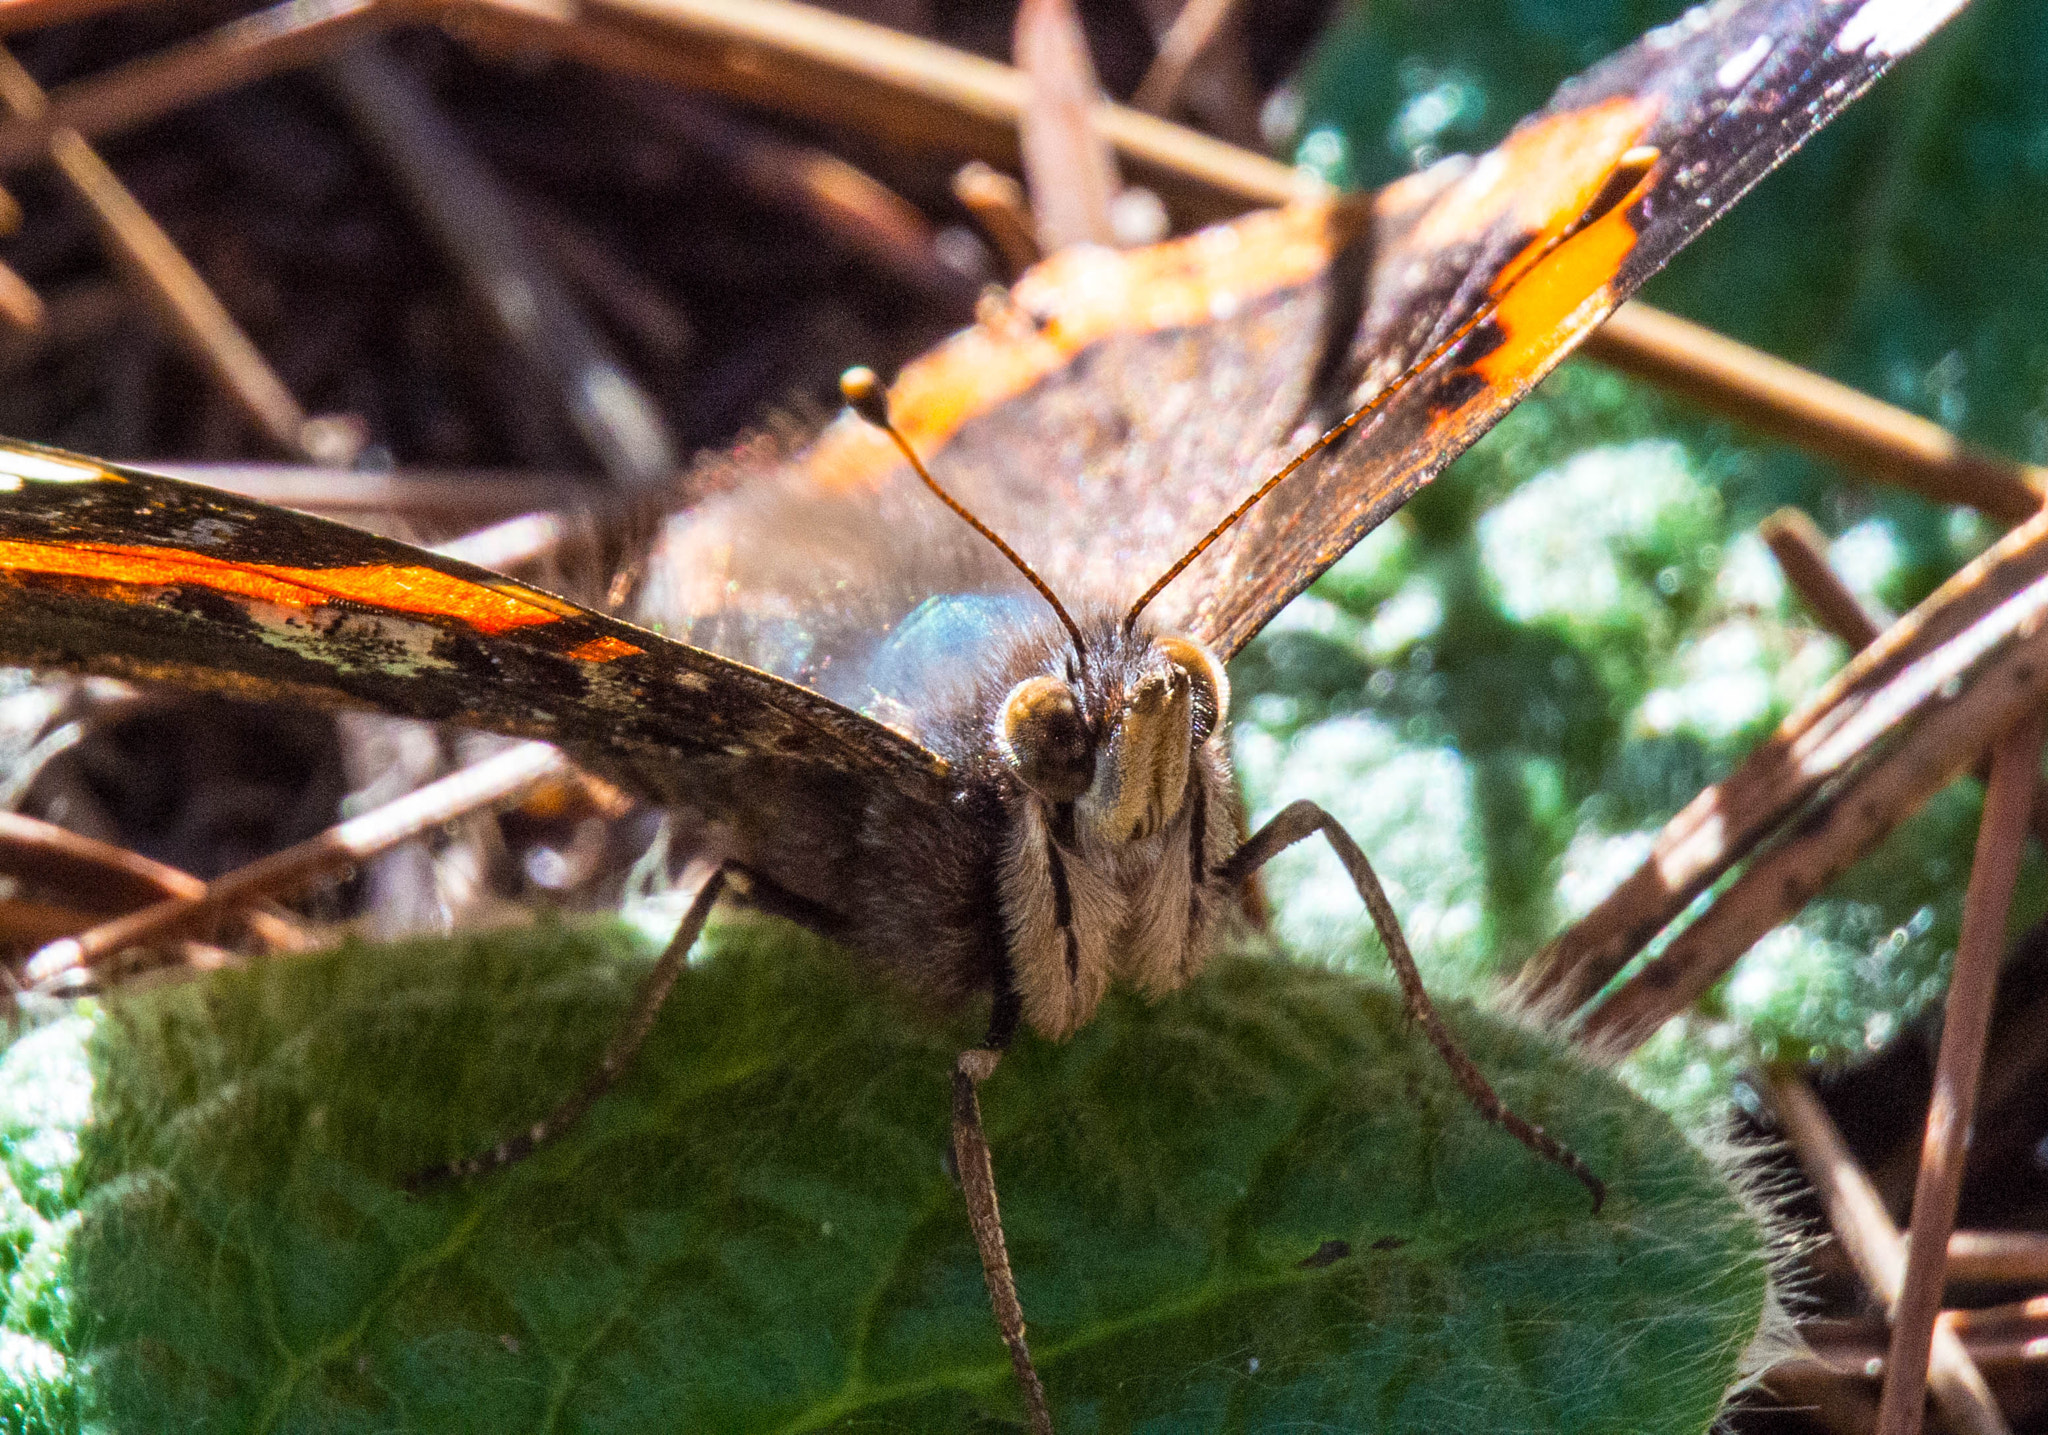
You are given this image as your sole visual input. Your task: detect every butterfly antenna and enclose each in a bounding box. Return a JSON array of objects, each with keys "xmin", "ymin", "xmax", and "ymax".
[
  {"xmin": 1125, "ymin": 144, "xmax": 1662, "ymax": 631},
  {"xmin": 1123, "ymin": 420, "xmax": 1346, "ymax": 632},
  {"xmin": 841, "ymin": 367, "xmax": 1088, "ymax": 657}
]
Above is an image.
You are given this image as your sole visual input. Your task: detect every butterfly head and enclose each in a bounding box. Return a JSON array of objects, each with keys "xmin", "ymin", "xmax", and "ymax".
[{"xmin": 981, "ymin": 617, "xmax": 1239, "ymax": 1040}]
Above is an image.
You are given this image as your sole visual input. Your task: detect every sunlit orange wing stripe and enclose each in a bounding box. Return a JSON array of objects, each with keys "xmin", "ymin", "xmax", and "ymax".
[
  {"xmin": 1471, "ymin": 184, "xmax": 1647, "ymax": 392},
  {"xmin": 0, "ymin": 540, "xmax": 576, "ymax": 636}
]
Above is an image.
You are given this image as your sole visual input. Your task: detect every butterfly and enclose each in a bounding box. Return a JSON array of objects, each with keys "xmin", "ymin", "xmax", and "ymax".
[{"xmin": 0, "ymin": 0, "xmax": 1967, "ymax": 1425}]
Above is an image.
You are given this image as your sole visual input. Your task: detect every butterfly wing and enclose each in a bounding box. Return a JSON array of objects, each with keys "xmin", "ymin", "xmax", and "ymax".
[
  {"xmin": 0, "ymin": 443, "xmax": 953, "ymax": 922},
  {"xmin": 1173, "ymin": 0, "xmax": 1972, "ymax": 655},
  {"xmin": 650, "ymin": 0, "xmax": 1965, "ymax": 677}
]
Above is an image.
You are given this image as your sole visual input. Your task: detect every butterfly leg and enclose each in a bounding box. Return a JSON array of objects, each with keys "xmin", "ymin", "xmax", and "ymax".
[
  {"xmin": 1219, "ymin": 801, "xmax": 1606, "ymax": 1212},
  {"xmin": 408, "ymin": 865, "xmax": 727, "ymax": 1190},
  {"xmin": 952, "ymin": 1042, "xmax": 1054, "ymax": 1435}
]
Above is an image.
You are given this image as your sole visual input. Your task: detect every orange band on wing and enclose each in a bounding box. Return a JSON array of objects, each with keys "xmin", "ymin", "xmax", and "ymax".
[
  {"xmin": 565, "ymin": 635, "xmax": 644, "ymax": 662},
  {"xmin": 798, "ymin": 92, "xmax": 1657, "ymax": 501},
  {"xmin": 1473, "ymin": 192, "xmax": 1644, "ymax": 390},
  {"xmin": 805, "ymin": 200, "xmax": 1347, "ymax": 494},
  {"xmin": 0, "ymin": 540, "xmax": 570, "ymax": 635},
  {"xmin": 1401, "ymin": 96, "xmax": 1656, "ymax": 295}
]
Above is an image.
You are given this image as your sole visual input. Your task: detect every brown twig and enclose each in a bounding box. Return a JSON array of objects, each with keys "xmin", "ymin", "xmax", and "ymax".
[
  {"xmin": 149, "ymin": 465, "xmax": 589, "ymax": 575},
  {"xmin": 148, "ymin": 463, "xmax": 575, "ymax": 522},
  {"xmin": 1762, "ymin": 1357, "xmax": 1885, "ymax": 1435},
  {"xmin": 1579, "ymin": 610, "xmax": 2048, "ymax": 1054},
  {"xmin": 1878, "ymin": 713, "xmax": 2045, "ymax": 1435},
  {"xmin": 1944, "ymin": 1294, "xmax": 2048, "ymax": 1340},
  {"xmin": 0, "ymin": 809, "xmax": 215, "ymax": 913},
  {"xmin": 0, "ymin": 0, "xmax": 156, "ymax": 37},
  {"xmin": 523, "ymin": 203, "xmax": 693, "ymax": 367},
  {"xmin": 441, "ymin": 0, "xmax": 1313, "ymax": 224},
  {"xmin": 1585, "ymin": 304, "xmax": 2045, "ymax": 524},
  {"xmin": 1516, "ymin": 503, "xmax": 2048, "ymax": 1024},
  {"xmin": 21, "ymin": 741, "xmax": 565, "ymax": 989},
  {"xmin": 0, "ymin": 46, "xmax": 325, "ymax": 459},
  {"xmin": 635, "ymin": 91, "xmax": 970, "ymax": 305},
  {"xmin": 0, "ymin": 899, "xmax": 104, "ymax": 948},
  {"xmin": 0, "ymin": 0, "xmax": 395, "ymax": 174},
  {"xmin": 325, "ymin": 41, "xmax": 678, "ymax": 490},
  {"xmin": 1761, "ymin": 506, "xmax": 1886, "ymax": 648},
  {"xmin": 0, "ymin": 810, "xmax": 303, "ymax": 954},
  {"xmin": 0, "ymin": 253, "xmax": 40, "ymax": 331},
  {"xmin": 1942, "ymin": 1232, "xmax": 2048, "ymax": 1288},
  {"xmin": 1799, "ymin": 1303, "xmax": 2048, "ymax": 1369},
  {"xmin": 1763, "ymin": 507, "xmax": 2048, "ymax": 857},
  {"xmin": 1131, "ymin": 0, "xmax": 1246, "ymax": 119},
  {"xmin": 951, "ymin": 161, "xmax": 1042, "ymax": 278},
  {"xmin": 428, "ymin": 511, "xmax": 571, "ymax": 573},
  {"xmin": 1765, "ymin": 1071, "xmax": 2013, "ymax": 1435},
  {"xmin": 1869, "ymin": 930, "xmax": 2048, "ymax": 1222},
  {"xmin": 1013, "ymin": 0, "xmax": 1119, "ymax": 251},
  {"xmin": 1129, "ymin": 0, "xmax": 1261, "ymax": 145}
]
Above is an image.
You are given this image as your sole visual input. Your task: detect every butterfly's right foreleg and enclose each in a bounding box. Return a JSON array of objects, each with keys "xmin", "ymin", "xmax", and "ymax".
[
  {"xmin": 407, "ymin": 865, "xmax": 726, "ymax": 1190},
  {"xmin": 1219, "ymin": 801, "xmax": 1606, "ymax": 1212}
]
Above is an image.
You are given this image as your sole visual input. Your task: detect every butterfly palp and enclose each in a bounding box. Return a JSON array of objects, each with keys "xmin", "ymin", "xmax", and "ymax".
[
  {"xmin": 1156, "ymin": 635, "xmax": 1228, "ymax": 746},
  {"xmin": 838, "ymin": 366, "xmax": 1088, "ymax": 659}
]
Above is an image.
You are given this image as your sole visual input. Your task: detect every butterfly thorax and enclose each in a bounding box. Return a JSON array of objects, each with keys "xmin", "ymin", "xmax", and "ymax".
[{"xmin": 889, "ymin": 605, "xmax": 1242, "ymax": 1041}]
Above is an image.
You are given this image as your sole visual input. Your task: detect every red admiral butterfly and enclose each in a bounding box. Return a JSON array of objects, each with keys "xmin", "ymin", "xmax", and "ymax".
[{"xmin": 0, "ymin": 0, "xmax": 1968, "ymax": 1424}]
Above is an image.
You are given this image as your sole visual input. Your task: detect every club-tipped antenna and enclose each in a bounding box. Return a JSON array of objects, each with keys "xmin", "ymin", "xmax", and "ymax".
[
  {"xmin": 1124, "ymin": 143, "xmax": 1662, "ymax": 632},
  {"xmin": 841, "ymin": 367, "xmax": 1087, "ymax": 658}
]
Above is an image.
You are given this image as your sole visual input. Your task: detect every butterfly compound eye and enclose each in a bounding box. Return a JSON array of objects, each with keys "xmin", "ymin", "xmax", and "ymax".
[
  {"xmin": 1156, "ymin": 636, "xmax": 1228, "ymax": 746},
  {"xmin": 997, "ymin": 675, "xmax": 1093, "ymax": 801}
]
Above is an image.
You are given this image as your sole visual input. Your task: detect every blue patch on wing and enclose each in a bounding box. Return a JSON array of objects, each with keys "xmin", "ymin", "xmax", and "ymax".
[{"xmin": 858, "ymin": 594, "xmax": 1042, "ymax": 717}]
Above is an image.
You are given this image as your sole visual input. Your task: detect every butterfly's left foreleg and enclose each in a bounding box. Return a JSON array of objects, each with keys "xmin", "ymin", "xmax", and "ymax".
[
  {"xmin": 408, "ymin": 865, "xmax": 726, "ymax": 1190},
  {"xmin": 1218, "ymin": 801, "xmax": 1606, "ymax": 1212},
  {"xmin": 952, "ymin": 1043, "xmax": 1054, "ymax": 1435}
]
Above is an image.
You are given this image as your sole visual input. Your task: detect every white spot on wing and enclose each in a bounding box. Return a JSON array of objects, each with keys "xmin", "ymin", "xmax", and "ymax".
[
  {"xmin": 1835, "ymin": 0, "xmax": 1966, "ymax": 57},
  {"xmin": 1715, "ymin": 34, "xmax": 1772, "ymax": 89},
  {"xmin": 1458, "ymin": 149, "xmax": 1511, "ymax": 206},
  {"xmin": 0, "ymin": 451, "xmax": 106, "ymax": 489}
]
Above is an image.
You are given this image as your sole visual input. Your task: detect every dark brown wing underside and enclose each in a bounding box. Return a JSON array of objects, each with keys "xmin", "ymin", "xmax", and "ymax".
[{"xmin": 0, "ymin": 449, "xmax": 952, "ymax": 920}]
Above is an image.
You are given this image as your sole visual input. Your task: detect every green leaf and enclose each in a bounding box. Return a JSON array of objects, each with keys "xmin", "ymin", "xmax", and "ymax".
[
  {"xmin": 0, "ymin": 1015, "xmax": 88, "ymax": 1435},
  {"xmin": 56, "ymin": 920, "xmax": 1765, "ymax": 1433}
]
